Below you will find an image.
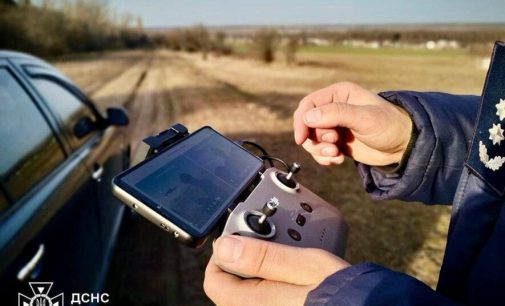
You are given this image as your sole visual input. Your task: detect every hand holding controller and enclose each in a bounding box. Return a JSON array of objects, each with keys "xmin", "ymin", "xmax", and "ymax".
[{"xmin": 220, "ymin": 164, "xmax": 348, "ymax": 277}]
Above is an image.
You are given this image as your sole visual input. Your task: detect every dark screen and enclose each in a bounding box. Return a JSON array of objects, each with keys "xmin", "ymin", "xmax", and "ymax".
[{"xmin": 117, "ymin": 127, "xmax": 262, "ymax": 234}]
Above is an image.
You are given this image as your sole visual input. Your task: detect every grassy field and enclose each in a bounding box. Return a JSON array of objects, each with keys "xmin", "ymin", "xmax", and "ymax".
[{"xmin": 54, "ymin": 45, "xmax": 488, "ymax": 304}]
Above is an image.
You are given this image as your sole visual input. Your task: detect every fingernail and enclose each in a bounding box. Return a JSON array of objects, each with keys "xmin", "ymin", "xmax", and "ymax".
[
  {"xmin": 294, "ymin": 130, "xmax": 299, "ymax": 143},
  {"xmin": 305, "ymin": 108, "xmax": 322, "ymax": 123},
  {"xmin": 217, "ymin": 236, "xmax": 243, "ymax": 263},
  {"xmin": 322, "ymin": 147, "xmax": 334, "ymax": 156},
  {"xmin": 321, "ymin": 133, "xmax": 334, "ymax": 142}
]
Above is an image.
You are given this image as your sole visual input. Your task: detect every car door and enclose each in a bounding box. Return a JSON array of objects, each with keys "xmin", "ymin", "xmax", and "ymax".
[
  {"xmin": 0, "ymin": 60, "xmax": 104, "ymax": 304},
  {"xmin": 23, "ymin": 65, "xmax": 128, "ymax": 285}
]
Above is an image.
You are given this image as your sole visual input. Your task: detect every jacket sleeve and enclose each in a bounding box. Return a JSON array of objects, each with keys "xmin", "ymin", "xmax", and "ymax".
[
  {"xmin": 357, "ymin": 91, "xmax": 479, "ymax": 204},
  {"xmin": 305, "ymin": 263, "xmax": 461, "ymax": 306}
]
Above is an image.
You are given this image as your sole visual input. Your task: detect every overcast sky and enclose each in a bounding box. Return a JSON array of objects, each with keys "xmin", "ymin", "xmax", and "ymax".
[{"xmin": 110, "ymin": 0, "xmax": 505, "ymax": 28}]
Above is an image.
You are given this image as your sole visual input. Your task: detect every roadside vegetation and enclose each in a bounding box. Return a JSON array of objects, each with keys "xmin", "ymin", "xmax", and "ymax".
[
  {"xmin": 0, "ymin": 0, "xmax": 148, "ymax": 57},
  {"xmin": 153, "ymin": 25, "xmax": 504, "ymax": 65},
  {"xmin": 150, "ymin": 25, "xmax": 233, "ymax": 58}
]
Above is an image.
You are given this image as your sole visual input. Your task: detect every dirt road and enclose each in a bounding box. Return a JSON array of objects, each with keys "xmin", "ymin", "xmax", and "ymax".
[
  {"xmin": 55, "ymin": 48, "xmax": 486, "ymax": 305},
  {"xmin": 58, "ymin": 50, "xmax": 295, "ymax": 305}
]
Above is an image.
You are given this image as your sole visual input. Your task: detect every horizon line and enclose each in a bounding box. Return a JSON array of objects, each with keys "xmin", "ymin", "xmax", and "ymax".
[{"xmin": 145, "ymin": 21, "xmax": 505, "ymax": 30}]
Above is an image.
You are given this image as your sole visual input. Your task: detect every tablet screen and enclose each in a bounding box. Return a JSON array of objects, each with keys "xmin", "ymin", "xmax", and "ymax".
[{"xmin": 115, "ymin": 127, "xmax": 263, "ymax": 236}]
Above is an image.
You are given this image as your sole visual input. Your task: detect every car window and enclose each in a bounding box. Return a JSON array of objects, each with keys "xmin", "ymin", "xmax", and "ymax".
[
  {"xmin": 0, "ymin": 68, "xmax": 65, "ymax": 205},
  {"xmin": 31, "ymin": 77, "xmax": 96, "ymax": 148}
]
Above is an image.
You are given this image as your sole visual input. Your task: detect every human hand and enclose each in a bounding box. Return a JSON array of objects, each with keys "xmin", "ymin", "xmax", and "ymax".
[
  {"xmin": 293, "ymin": 82, "xmax": 412, "ymax": 166},
  {"xmin": 204, "ymin": 236, "xmax": 350, "ymax": 306}
]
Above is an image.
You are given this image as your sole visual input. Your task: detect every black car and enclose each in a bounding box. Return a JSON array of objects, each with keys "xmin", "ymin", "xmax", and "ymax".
[{"xmin": 0, "ymin": 51, "xmax": 130, "ymax": 304}]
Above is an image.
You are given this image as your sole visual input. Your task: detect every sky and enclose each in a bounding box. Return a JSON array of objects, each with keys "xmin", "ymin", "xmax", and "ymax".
[{"xmin": 110, "ymin": 0, "xmax": 505, "ymax": 28}]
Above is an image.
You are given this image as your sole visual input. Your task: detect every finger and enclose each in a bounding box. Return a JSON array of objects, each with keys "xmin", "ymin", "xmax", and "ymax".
[
  {"xmin": 213, "ymin": 236, "xmax": 346, "ymax": 285},
  {"xmin": 312, "ymin": 128, "xmax": 339, "ymax": 143},
  {"xmin": 312, "ymin": 154, "xmax": 345, "ymax": 166},
  {"xmin": 293, "ymin": 103, "xmax": 314, "ymax": 145},
  {"xmin": 204, "ymin": 258, "xmax": 307, "ymax": 306},
  {"xmin": 301, "ymin": 139, "xmax": 340, "ymax": 157},
  {"xmin": 293, "ymin": 82, "xmax": 356, "ymax": 145},
  {"xmin": 303, "ymin": 103, "xmax": 376, "ymax": 134}
]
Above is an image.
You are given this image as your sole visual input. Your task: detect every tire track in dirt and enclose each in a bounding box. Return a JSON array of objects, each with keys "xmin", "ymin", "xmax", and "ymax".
[
  {"xmin": 121, "ymin": 52, "xmax": 217, "ymax": 304},
  {"xmin": 140, "ymin": 51, "xmax": 294, "ymax": 305},
  {"xmin": 91, "ymin": 54, "xmax": 152, "ymax": 109},
  {"xmin": 55, "ymin": 51, "xmax": 150, "ymax": 97},
  {"xmin": 104, "ymin": 51, "xmax": 189, "ymax": 306},
  {"xmin": 124, "ymin": 51, "xmax": 183, "ymax": 164}
]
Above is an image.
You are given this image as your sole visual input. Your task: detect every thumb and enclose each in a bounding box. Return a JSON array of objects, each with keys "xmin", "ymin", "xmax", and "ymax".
[
  {"xmin": 213, "ymin": 235, "xmax": 347, "ymax": 285},
  {"xmin": 303, "ymin": 103, "xmax": 376, "ymax": 134}
]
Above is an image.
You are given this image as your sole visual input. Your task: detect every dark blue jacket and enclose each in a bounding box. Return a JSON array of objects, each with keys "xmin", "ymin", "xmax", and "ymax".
[{"xmin": 305, "ymin": 83, "xmax": 505, "ymax": 305}]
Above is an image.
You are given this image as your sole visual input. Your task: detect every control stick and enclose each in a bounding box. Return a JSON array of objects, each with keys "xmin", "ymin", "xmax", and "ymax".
[
  {"xmin": 276, "ymin": 162, "xmax": 301, "ymax": 188},
  {"xmin": 246, "ymin": 198, "xmax": 279, "ymax": 235}
]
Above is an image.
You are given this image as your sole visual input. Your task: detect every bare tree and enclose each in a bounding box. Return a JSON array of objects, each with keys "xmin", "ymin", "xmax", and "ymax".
[
  {"xmin": 283, "ymin": 35, "xmax": 300, "ymax": 65},
  {"xmin": 252, "ymin": 28, "xmax": 279, "ymax": 63},
  {"xmin": 190, "ymin": 24, "xmax": 210, "ymax": 60}
]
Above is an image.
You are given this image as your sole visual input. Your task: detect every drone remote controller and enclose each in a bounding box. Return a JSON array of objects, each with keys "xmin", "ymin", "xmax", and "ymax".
[
  {"xmin": 219, "ymin": 165, "xmax": 347, "ymax": 277},
  {"xmin": 222, "ymin": 166, "xmax": 347, "ymax": 254},
  {"xmin": 112, "ymin": 124, "xmax": 348, "ymax": 278}
]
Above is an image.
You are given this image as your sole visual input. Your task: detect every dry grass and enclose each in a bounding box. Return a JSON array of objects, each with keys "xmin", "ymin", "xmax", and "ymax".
[
  {"xmin": 55, "ymin": 46, "xmax": 487, "ymax": 301},
  {"xmin": 176, "ymin": 49, "xmax": 486, "ymax": 288}
]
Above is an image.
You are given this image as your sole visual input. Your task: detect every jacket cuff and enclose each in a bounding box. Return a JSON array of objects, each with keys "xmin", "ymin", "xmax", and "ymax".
[
  {"xmin": 357, "ymin": 91, "xmax": 478, "ymax": 204},
  {"xmin": 304, "ymin": 263, "xmax": 460, "ymax": 306},
  {"xmin": 304, "ymin": 263, "xmax": 381, "ymax": 306}
]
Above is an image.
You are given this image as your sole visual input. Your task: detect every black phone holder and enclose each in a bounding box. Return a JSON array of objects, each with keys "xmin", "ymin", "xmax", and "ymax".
[{"xmin": 143, "ymin": 123, "xmax": 189, "ymax": 159}]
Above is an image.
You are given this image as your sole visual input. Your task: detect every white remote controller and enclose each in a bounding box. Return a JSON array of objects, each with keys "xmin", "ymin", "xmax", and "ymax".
[{"xmin": 220, "ymin": 166, "xmax": 348, "ymax": 277}]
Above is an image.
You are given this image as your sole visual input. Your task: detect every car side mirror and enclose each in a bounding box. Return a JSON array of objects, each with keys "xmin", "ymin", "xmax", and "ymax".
[
  {"xmin": 106, "ymin": 107, "xmax": 129, "ymax": 126},
  {"xmin": 74, "ymin": 116, "xmax": 96, "ymax": 139}
]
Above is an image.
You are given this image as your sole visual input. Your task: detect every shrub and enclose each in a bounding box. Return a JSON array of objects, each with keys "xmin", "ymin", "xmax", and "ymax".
[
  {"xmin": 283, "ymin": 35, "xmax": 300, "ymax": 64},
  {"xmin": 252, "ymin": 28, "xmax": 279, "ymax": 63},
  {"xmin": 0, "ymin": 0, "xmax": 149, "ymax": 57}
]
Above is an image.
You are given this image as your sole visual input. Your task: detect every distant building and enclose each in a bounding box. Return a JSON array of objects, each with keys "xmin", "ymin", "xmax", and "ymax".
[
  {"xmin": 426, "ymin": 40, "xmax": 460, "ymax": 50},
  {"xmin": 307, "ymin": 38, "xmax": 331, "ymax": 46}
]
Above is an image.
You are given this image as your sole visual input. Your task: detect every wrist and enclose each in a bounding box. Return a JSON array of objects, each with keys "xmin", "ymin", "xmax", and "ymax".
[
  {"xmin": 376, "ymin": 125, "xmax": 418, "ymax": 174},
  {"xmin": 391, "ymin": 104, "xmax": 414, "ymax": 164}
]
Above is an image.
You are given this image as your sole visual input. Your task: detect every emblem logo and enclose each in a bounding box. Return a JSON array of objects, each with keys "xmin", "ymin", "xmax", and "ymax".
[
  {"xmin": 18, "ymin": 282, "xmax": 64, "ymax": 306},
  {"xmin": 496, "ymin": 98, "xmax": 505, "ymax": 121}
]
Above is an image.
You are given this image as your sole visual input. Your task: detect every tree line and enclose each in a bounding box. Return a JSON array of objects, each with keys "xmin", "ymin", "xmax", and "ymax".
[
  {"xmin": 0, "ymin": 0, "xmax": 148, "ymax": 57},
  {"xmin": 151, "ymin": 27, "xmax": 300, "ymax": 64},
  {"xmin": 153, "ymin": 25, "xmax": 505, "ymax": 64},
  {"xmin": 1, "ymin": 1, "xmax": 502, "ymax": 62}
]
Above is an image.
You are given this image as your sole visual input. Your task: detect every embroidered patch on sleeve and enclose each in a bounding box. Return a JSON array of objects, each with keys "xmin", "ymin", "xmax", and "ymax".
[
  {"xmin": 466, "ymin": 41, "xmax": 505, "ymax": 195},
  {"xmin": 479, "ymin": 140, "xmax": 505, "ymax": 171},
  {"xmin": 488, "ymin": 122, "xmax": 504, "ymax": 146},
  {"xmin": 496, "ymin": 98, "xmax": 505, "ymax": 120}
]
